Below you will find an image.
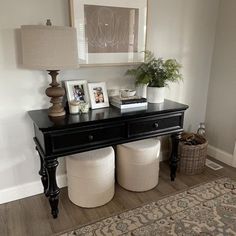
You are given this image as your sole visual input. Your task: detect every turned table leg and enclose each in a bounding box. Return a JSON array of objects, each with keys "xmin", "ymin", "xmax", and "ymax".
[
  {"xmin": 37, "ymin": 147, "xmax": 48, "ymax": 195},
  {"xmin": 170, "ymin": 132, "xmax": 182, "ymax": 181},
  {"xmin": 45, "ymin": 159, "xmax": 60, "ymax": 219}
]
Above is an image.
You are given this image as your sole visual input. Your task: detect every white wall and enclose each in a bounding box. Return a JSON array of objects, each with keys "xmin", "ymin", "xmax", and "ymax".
[
  {"xmin": 206, "ymin": 0, "xmax": 236, "ymax": 155},
  {"xmin": 147, "ymin": 0, "xmax": 219, "ymax": 132},
  {"xmin": 0, "ymin": 0, "xmax": 219, "ymax": 203}
]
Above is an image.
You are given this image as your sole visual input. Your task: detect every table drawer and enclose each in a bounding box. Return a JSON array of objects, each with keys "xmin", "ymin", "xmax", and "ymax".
[
  {"xmin": 128, "ymin": 113, "xmax": 183, "ymax": 137},
  {"xmin": 50, "ymin": 123, "xmax": 125, "ymax": 153}
]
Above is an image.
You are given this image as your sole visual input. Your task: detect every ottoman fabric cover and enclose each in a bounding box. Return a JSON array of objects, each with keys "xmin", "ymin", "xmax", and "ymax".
[
  {"xmin": 66, "ymin": 147, "xmax": 115, "ymax": 208},
  {"xmin": 117, "ymin": 139, "xmax": 160, "ymax": 192}
]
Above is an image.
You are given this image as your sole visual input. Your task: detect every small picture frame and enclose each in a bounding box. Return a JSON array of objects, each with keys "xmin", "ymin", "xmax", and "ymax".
[
  {"xmin": 88, "ymin": 82, "xmax": 109, "ymax": 109},
  {"xmin": 65, "ymin": 80, "xmax": 90, "ymax": 107}
]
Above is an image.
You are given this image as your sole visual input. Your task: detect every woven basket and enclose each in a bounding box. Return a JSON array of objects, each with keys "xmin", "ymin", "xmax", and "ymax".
[{"xmin": 178, "ymin": 134, "xmax": 208, "ymax": 175}]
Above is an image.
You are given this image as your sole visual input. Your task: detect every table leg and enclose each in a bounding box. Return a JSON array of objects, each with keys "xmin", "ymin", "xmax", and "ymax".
[
  {"xmin": 170, "ymin": 132, "xmax": 182, "ymax": 181},
  {"xmin": 45, "ymin": 159, "xmax": 60, "ymax": 219},
  {"xmin": 36, "ymin": 147, "xmax": 48, "ymax": 195}
]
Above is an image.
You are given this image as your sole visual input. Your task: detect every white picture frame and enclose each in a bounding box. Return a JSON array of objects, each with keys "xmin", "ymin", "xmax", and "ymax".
[
  {"xmin": 88, "ymin": 82, "xmax": 109, "ymax": 109},
  {"xmin": 65, "ymin": 80, "xmax": 90, "ymax": 107},
  {"xmin": 70, "ymin": 0, "xmax": 147, "ymax": 66}
]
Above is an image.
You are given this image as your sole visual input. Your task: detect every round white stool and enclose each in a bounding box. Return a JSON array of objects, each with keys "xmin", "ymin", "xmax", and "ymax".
[
  {"xmin": 66, "ymin": 147, "xmax": 115, "ymax": 208},
  {"xmin": 117, "ymin": 138, "xmax": 160, "ymax": 192}
]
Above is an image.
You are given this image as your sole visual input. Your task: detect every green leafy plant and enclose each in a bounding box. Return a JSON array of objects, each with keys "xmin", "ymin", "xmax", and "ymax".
[{"xmin": 126, "ymin": 51, "xmax": 183, "ymax": 87}]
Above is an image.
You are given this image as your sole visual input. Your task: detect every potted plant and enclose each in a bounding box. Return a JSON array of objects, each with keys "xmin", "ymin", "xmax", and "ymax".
[{"xmin": 126, "ymin": 51, "xmax": 183, "ymax": 103}]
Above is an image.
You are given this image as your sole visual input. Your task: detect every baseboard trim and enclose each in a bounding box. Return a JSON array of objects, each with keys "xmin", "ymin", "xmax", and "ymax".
[
  {"xmin": 207, "ymin": 145, "xmax": 234, "ymax": 167},
  {"xmin": 0, "ymin": 149, "xmax": 172, "ymax": 204},
  {"xmin": 0, "ymin": 174, "xmax": 67, "ymax": 205}
]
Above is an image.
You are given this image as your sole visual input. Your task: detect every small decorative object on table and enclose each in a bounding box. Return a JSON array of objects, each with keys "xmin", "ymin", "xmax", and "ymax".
[
  {"xmin": 88, "ymin": 82, "xmax": 109, "ymax": 109},
  {"xmin": 120, "ymin": 89, "xmax": 136, "ymax": 98},
  {"xmin": 126, "ymin": 51, "xmax": 183, "ymax": 103},
  {"xmin": 178, "ymin": 133, "xmax": 208, "ymax": 175},
  {"xmin": 69, "ymin": 100, "xmax": 80, "ymax": 114},
  {"xmin": 79, "ymin": 102, "xmax": 89, "ymax": 113},
  {"xmin": 65, "ymin": 80, "xmax": 90, "ymax": 107}
]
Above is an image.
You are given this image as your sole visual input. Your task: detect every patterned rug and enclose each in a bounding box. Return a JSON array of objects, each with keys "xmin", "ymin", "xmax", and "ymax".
[{"xmin": 60, "ymin": 178, "xmax": 236, "ymax": 236}]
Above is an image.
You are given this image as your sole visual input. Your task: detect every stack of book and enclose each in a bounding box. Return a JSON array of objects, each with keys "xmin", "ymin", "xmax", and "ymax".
[{"xmin": 110, "ymin": 95, "xmax": 148, "ymax": 112}]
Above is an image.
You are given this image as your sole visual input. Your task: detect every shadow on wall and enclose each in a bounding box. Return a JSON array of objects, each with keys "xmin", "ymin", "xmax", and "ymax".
[
  {"xmin": 0, "ymin": 113, "xmax": 38, "ymax": 190},
  {"xmin": 179, "ymin": 0, "xmax": 218, "ymax": 132},
  {"xmin": 15, "ymin": 29, "xmax": 22, "ymax": 67},
  {"xmin": 0, "ymin": 111, "xmax": 66, "ymax": 191}
]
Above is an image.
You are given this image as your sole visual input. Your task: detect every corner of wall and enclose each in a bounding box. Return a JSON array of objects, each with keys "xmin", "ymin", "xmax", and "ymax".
[
  {"xmin": 204, "ymin": 0, "xmax": 221, "ymax": 120},
  {"xmin": 232, "ymin": 141, "xmax": 236, "ymax": 168},
  {"xmin": 207, "ymin": 144, "xmax": 235, "ymax": 167}
]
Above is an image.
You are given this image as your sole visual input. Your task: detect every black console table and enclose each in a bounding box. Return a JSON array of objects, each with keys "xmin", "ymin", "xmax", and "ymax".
[{"xmin": 28, "ymin": 99, "xmax": 188, "ymax": 218}]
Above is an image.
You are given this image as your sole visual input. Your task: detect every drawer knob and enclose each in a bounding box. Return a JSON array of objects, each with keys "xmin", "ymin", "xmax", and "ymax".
[
  {"xmin": 154, "ymin": 122, "xmax": 159, "ymax": 128},
  {"xmin": 88, "ymin": 135, "xmax": 94, "ymax": 141}
]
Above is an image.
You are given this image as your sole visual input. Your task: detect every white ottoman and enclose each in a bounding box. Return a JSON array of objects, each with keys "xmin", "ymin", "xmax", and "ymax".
[
  {"xmin": 117, "ymin": 139, "xmax": 160, "ymax": 192},
  {"xmin": 66, "ymin": 147, "xmax": 115, "ymax": 208}
]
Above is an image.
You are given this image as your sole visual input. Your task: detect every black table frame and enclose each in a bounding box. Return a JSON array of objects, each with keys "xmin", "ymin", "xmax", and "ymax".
[{"xmin": 28, "ymin": 100, "xmax": 188, "ymax": 218}]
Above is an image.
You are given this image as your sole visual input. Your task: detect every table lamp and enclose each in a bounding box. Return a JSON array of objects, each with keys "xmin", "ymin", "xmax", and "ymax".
[{"xmin": 21, "ymin": 21, "xmax": 78, "ymax": 117}]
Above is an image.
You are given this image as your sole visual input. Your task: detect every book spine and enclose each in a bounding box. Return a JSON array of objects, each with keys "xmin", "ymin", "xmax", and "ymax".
[
  {"xmin": 121, "ymin": 99, "xmax": 147, "ymax": 104},
  {"xmin": 110, "ymin": 101, "xmax": 147, "ymax": 109},
  {"xmin": 110, "ymin": 98, "xmax": 147, "ymax": 105}
]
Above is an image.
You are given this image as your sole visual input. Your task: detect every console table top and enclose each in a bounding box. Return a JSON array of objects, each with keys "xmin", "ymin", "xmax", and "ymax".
[{"xmin": 28, "ymin": 99, "xmax": 188, "ymax": 131}]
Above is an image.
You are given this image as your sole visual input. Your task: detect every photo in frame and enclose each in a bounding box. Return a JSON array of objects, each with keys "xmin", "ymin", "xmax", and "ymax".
[
  {"xmin": 88, "ymin": 82, "xmax": 109, "ymax": 109},
  {"xmin": 70, "ymin": 0, "xmax": 147, "ymax": 65},
  {"xmin": 65, "ymin": 80, "xmax": 90, "ymax": 107}
]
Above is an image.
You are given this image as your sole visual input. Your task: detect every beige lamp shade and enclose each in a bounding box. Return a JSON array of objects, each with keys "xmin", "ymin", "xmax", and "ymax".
[{"xmin": 21, "ymin": 25, "xmax": 78, "ymax": 70}]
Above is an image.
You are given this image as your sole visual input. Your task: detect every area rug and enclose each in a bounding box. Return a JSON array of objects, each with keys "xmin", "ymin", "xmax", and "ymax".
[{"xmin": 60, "ymin": 178, "xmax": 236, "ymax": 236}]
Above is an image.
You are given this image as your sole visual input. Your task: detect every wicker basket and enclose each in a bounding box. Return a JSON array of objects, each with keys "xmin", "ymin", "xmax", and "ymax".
[{"xmin": 178, "ymin": 134, "xmax": 208, "ymax": 175}]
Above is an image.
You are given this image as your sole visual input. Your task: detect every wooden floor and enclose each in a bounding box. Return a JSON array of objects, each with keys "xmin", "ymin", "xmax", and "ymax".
[{"xmin": 0, "ymin": 157, "xmax": 235, "ymax": 236}]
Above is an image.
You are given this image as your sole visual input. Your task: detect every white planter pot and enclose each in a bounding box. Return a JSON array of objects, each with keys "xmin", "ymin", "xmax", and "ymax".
[
  {"xmin": 136, "ymin": 84, "xmax": 147, "ymax": 98},
  {"xmin": 147, "ymin": 87, "xmax": 165, "ymax": 103}
]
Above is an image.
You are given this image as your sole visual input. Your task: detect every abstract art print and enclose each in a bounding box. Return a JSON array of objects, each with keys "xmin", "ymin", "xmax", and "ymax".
[
  {"xmin": 70, "ymin": 0, "xmax": 147, "ymax": 65},
  {"xmin": 84, "ymin": 5, "xmax": 139, "ymax": 54}
]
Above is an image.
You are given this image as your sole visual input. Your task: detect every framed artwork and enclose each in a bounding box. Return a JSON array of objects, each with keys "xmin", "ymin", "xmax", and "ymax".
[
  {"xmin": 88, "ymin": 82, "xmax": 109, "ymax": 109},
  {"xmin": 70, "ymin": 0, "xmax": 147, "ymax": 66},
  {"xmin": 65, "ymin": 80, "xmax": 90, "ymax": 107}
]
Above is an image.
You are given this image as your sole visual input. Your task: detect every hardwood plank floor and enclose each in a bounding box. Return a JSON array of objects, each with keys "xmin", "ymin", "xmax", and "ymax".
[{"xmin": 0, "ymin": 158, "xmax": 235, "ymax": 236}]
